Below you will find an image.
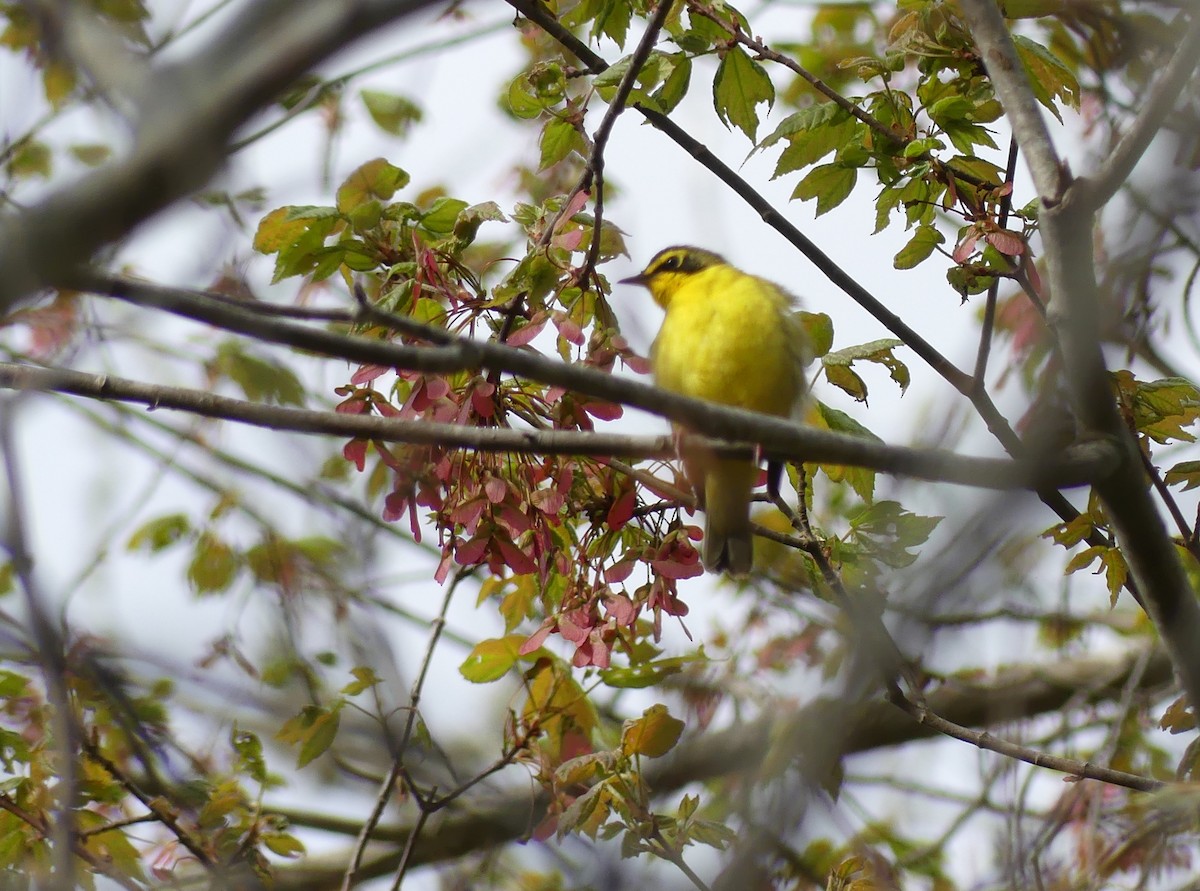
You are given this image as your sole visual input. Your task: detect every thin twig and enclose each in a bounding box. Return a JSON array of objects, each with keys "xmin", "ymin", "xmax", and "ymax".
[
  {"xmin": 973, "ymin": 136, "xmax": 1021, "ymax": 388},
  {"xmin": 885, "ymin": 690, "xmax": 1162, "ymax": 793},
  {"xmin": 341, "ymin": 572, "xmax": 465, "ymax": 890}
]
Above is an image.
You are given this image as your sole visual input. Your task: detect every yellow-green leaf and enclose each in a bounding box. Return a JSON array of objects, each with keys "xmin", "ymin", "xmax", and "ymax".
[
  {"xmin": 798, "ymin": 311, "xmax": 834, "ymax": 359},
  {"xmin": 336, "ymin": 158, "xmax": 409, "ymax": 213},
  {"xmin": 1013, "ymin": 35, "xmax": 1079, "ymax": 121},
  {"xmin": 361, "ymin": 90, "xmax": 422, "ymax": 136},
  {"xmin": 460, "ymin": 635, "xmax": 524, "ymax": 683},
  {"xmin": 621, "ymin": 704, "xmax": 684, "ymax": 758}
]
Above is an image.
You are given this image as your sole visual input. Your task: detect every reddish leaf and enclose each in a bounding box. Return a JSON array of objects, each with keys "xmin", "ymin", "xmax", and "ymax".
[
  {"xmin": 383, "ymin": 490, "xmax": 408, "ymax": 522},
  {"xmin": 434, "ymin": 549, "xmax": 453, "ymax": 584},
  {"xmin": 351, "ymin": 364, "xmax": 389, "ymax": 385},
  {"xmin": 604, "ymin": 559, "xmax": 636, "ymax": 584},
  {"xmin": 604, "ymin": 593, "xmax": 637, "ymax": 626},
  {"xmin": 624, "ymin": 354, "xmax": 652, "ymax": 374},
  {"xmin": 986, "ymin": 228, "xmax": 1025, "ymax": 256},
  {"xmin": 554, "ymin": 228, "xmax": 584, "ymax": 251},
  {"xmin": 584, "ymin": 400, "xmax": 623, "ymax": 421},
  {"xmin": 484, "ymin": 478, "xmax": 507, "ymax": 504},
  {"xmin": 456, "ymin": 536, "xmax": 489, "ymax": 566},
  {"xmin": 652, "ymin": 558, "xmax": 704, "ymax": 580},
  {"xmin": 497, "ymin": 504, "xmax": 533, "ymax": 537},
  {"xmin": 507, "ymin": 314, "xmax": 549, "ymax": 347},
  {"xmin": 554, "ymin": 313, "xmax": 585, "ymax": 345},
  {"xmin": 606, "ymin": 489, "xmax": 636, "ymax": 530},
  {"xmin": 530, "ymin": 487, "xmax": 565, "ymax": 516},
  {"xmin": 496, "ymin": 536, "xmax": 537, "ymax": 574},
  {"xmin": 471, "ymin": 385, "xmax": 497, "ymax": 418},
  {"xmin": 343, "ymin": 439, "xmax": 368, "ymax": 471},
  {"xmin": 520, "ymin": 621, "xmax": 555, "ymax": 655},
  {"xmin": 952, "ymin": 229, "xmax": 979, "ymax": 263}
]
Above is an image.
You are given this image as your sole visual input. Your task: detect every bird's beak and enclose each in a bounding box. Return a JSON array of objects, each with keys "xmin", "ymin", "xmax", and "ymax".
[{"xmin": 618, "ymin": 272, "xmax": 648, "ymax": 286}]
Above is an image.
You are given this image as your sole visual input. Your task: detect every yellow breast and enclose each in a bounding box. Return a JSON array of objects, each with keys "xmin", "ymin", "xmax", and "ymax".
[{"xmin": 651, "ymin": 264, "xmax": 802, "ymax": 419}]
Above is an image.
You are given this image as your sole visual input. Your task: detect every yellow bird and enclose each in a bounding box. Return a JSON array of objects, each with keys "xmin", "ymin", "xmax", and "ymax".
[{"xmin": 621, "ymin": 246, "xmax": 807, "ymax": 575}]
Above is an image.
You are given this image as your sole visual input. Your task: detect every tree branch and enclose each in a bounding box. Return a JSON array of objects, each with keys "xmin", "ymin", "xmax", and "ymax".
[{"xmin": 0, "ymin": 360, "xmax": 1120, "ymax": 492}]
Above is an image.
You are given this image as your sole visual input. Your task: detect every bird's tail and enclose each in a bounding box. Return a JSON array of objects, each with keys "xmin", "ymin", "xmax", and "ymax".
[{"xmin": 703, "ymin": 459, "xmax": 756, "ymax": 575}]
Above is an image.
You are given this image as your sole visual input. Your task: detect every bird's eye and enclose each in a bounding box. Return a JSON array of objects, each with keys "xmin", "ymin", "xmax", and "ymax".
[{"xmin": 662, "ymin": 255, "xmax": 680, "ymax": 270}]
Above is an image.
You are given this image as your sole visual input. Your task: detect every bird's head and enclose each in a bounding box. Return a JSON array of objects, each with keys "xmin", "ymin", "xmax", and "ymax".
[{"xmin": 619, "ymin": 245, "xmax": 727, "ymax": 309}]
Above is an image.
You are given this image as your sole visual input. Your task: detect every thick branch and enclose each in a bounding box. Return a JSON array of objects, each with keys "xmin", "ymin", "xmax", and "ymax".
[{"xmin": 0, "ymin": 0, "xmax": 443, "ymax": 314}]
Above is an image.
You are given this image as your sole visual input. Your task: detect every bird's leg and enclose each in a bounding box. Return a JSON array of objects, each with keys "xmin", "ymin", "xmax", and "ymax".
[{"xmin": 766, "ymin": 457, "xmax": 783, "ymax": 501}]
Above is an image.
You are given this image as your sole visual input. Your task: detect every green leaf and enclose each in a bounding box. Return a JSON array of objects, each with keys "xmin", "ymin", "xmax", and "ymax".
[
  {"xmin": 187, "ymin": 533, "xmax": 240, "ymax": 594},
  {"xmin": 127, "ymin": 514, "xmax": 191, "ymax": 553},
  {"xmin": 460, "ymin": 635, "xmax": 525, "ymax": 683},
  {"xmin": 360, "ymin": 90, "xmax": 422, "ymax": 136},
  {"xmin": 598, "ymin": 651, "xmax": 705, "ymax": 688},
  {"xmin": 211, "ymin": 341, "xmax": 306, "ymax": 406},
  {"xmin": 336, "ymin": 158, "xmax": 409, "ymax": 213},
  {"xmin": 941, "ymin": 118, "xmax": 999, "ymax": 154},
  {"xmin": 798, "ymin": 311, "xmax": 834, "ymax": 359},
  {"xmin": 823, "ymin": 339, "xmax": 908, "ymax": 398},
  {"xmin": 263, "ymin": 833, "xmax": 306, "ymax": 858},
  {"xmin": 5, "ymin": 139, "xmax": 50, "ymax": 179},
  {"xmin": 791, "ymin": 163, "xmax": 856, "ymax": 216},
  {"xmin": 1166, "ymin": 461, "xmax": 1200, "ymax": 491},
  {"xmin": 812, "ymin": 402, "xmax": 881, "ymax": 502},
  {"xmin": 713, "ymin": 46, "xmax": 775, "ymax": 140},
  {"xmin": 771, "ymin": 113, "xmax": 856, "ymax": 177},
  {"xmin": 453, "ymin": 201, "xmax": 508, "ymax": 245},
  {"xmin": 927, "ymin": 95, "xmax": 974, "ymax": 123},
  {"xmin": 759, "ymin": 101, "xmax": 845, "ymax": 152},
  {"xmin": 654, "ymin": 53, "xmax": 691, "ymax": 112},
  {"xmin": 276, "ymin": 706, "xmax": 341, "ymax": 769},
  {"xmin": 874, "ymin": 185, "xmax": 905, "ymax": 234},
  {"xmin": 848, "ymin": 500, "xmax": 942, "ymax": 568},
  {"xmin": 825, "ymin": 363, "xmax": 868, "ymax": 401},
  {"xmin": 504, "ymin": 75, "xmax": 544, "ymax": 119},
  {"xmin": 894, "ymin": 224, "xmax": 944, "ymax": 269},
  {"xmin": 419, "ymin": 197, "xmax": 469, "ymax": 235},
  {"xmin": 1013, "ymin": 35, "xmax": 1079, "ymax": 121},
  {"xmin": 1129, "ymin": 375, "xmax": 1200, "ymax": 443},
  {"xmin": 539, "ymin": 118, "xmax": 581, "ymax": 170},
  {"xmin": 68, "ymin": 143, "xmax": 112, "ymax": 166},
  {"xmin": 621, "ymin": 704, "xmax": 685, "ymax": 758}
]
